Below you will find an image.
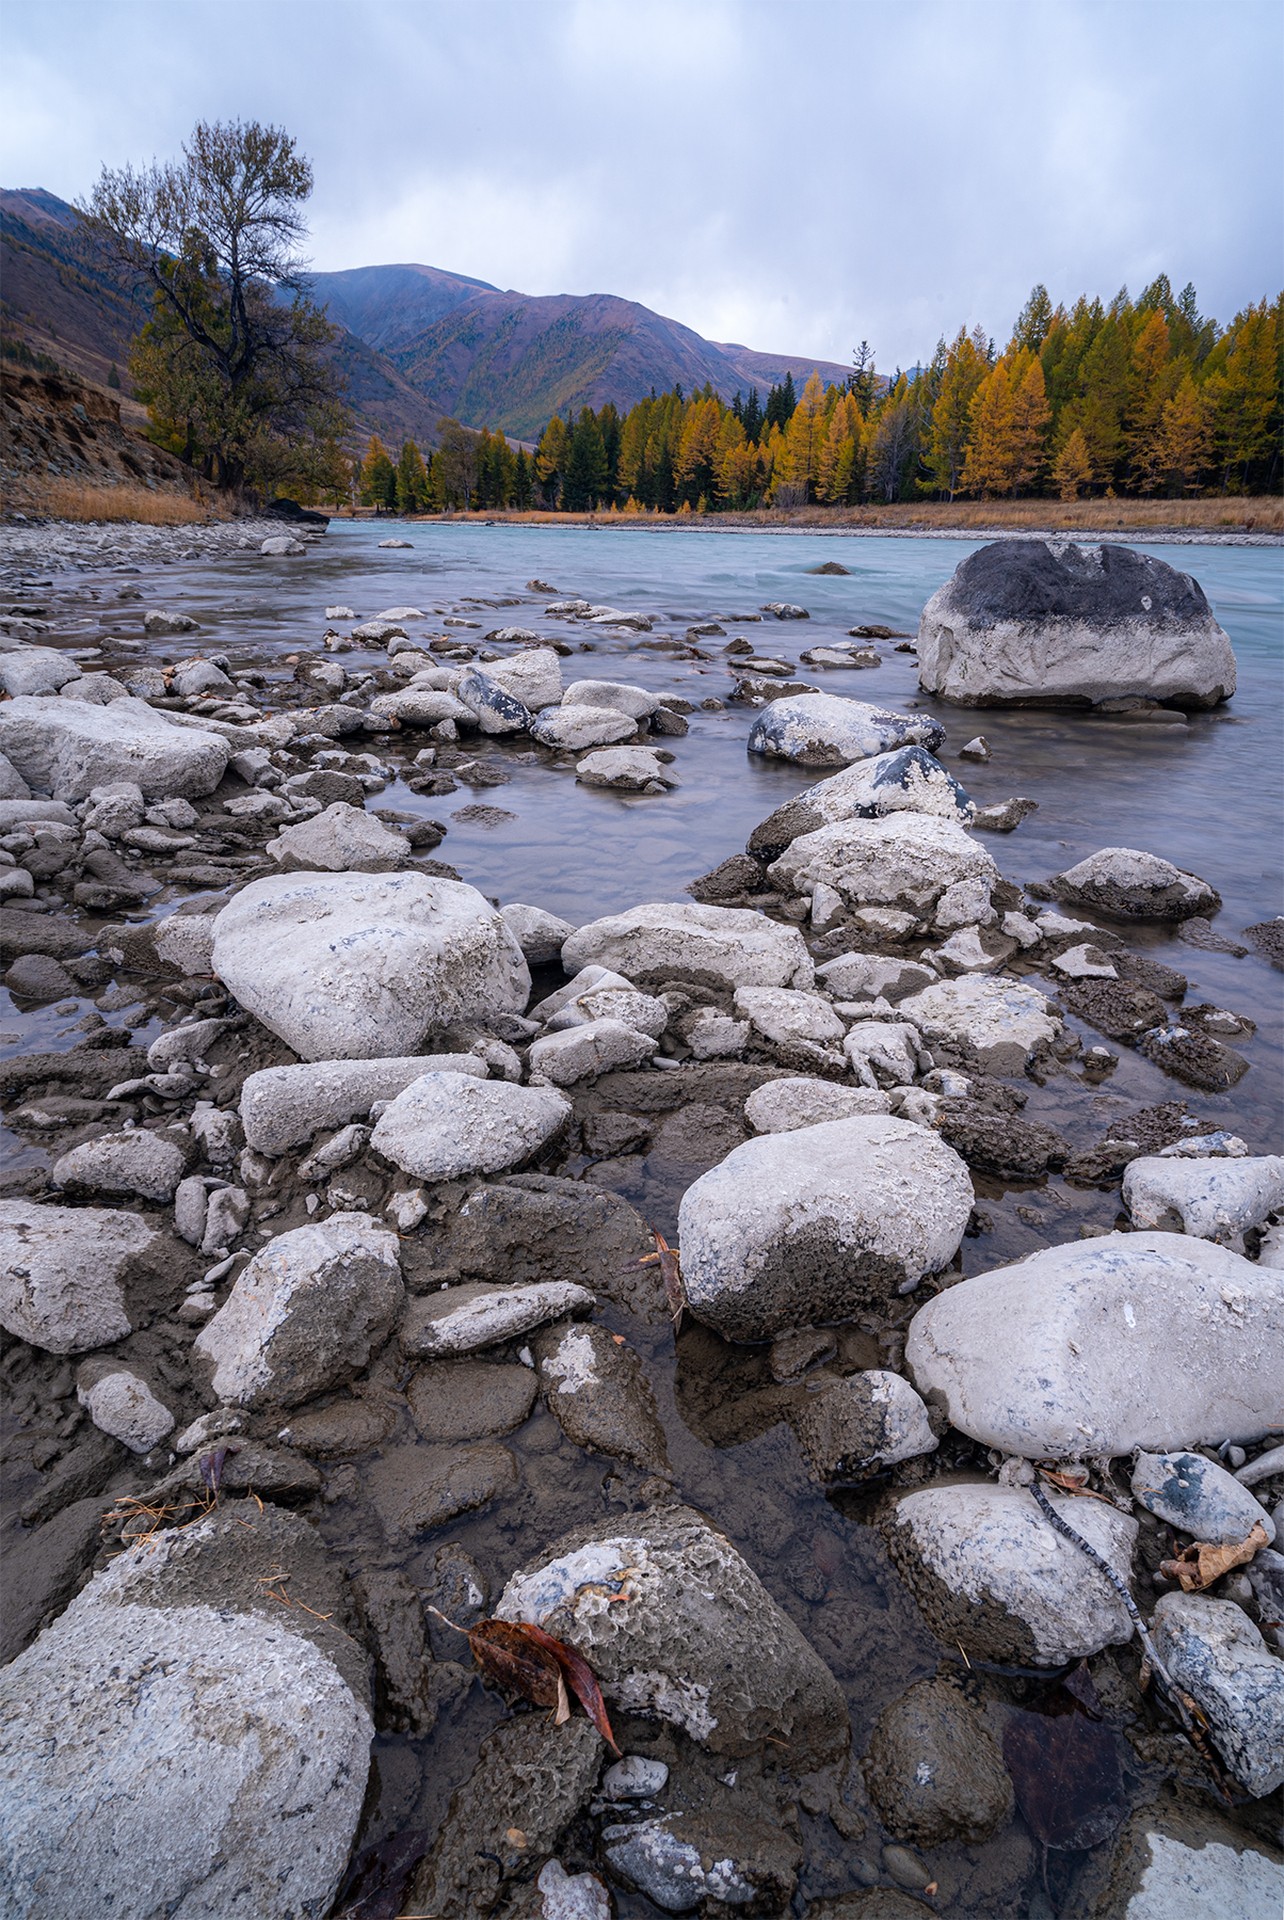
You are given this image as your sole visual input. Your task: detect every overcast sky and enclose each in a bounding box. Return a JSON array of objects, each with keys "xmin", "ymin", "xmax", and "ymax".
[{"xmin": 3, "ymin": 0, "xmax": 1281, "ymax": 370}]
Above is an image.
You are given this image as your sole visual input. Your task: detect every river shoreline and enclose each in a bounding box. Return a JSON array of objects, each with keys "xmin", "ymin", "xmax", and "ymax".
[{"xmin": 1, "ymin": 518, "xmax": 1281, "ymax": 1916}]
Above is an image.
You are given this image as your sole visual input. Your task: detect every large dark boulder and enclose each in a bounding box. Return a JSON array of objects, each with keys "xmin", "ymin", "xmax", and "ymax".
[{"xmin": 917, "ymin": 540, "xmax": 1236, "ymax": 708}]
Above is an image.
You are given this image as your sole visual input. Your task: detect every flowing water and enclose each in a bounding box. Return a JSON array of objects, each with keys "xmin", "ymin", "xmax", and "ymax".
[{"xmin": 2, "ymin": 522, "xmax": 1282, "ymax": 1912}]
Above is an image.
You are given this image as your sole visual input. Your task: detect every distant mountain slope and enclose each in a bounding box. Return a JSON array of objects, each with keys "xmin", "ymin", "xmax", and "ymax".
[
  {"xmin": 308, "ymin": 268, "xmax": 855, "ymax": 440},
  {"xmin": 5, "ymin": 187, "xmax": 861, "ymax": 451},
  {"xmin": 306, "ymin": 261, "xmax": 500, "ymax": 354},
  {"xmin": 1, "ymin": 186, "xmax": 152, "ymax": 409},
  {"xmin": 1, "ymin": 189, "xmax": 447, "ymax": 450}
]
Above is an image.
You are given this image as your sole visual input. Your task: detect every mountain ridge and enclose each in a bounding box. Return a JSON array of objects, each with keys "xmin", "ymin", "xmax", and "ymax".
[{"xmin": 2, "ymin": 186, "xmax": 858, "ymax": 449}]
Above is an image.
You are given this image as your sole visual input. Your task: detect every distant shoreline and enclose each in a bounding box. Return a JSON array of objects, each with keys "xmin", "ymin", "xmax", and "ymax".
[{"xmin": 333, "ymin": 509, "xmax": 1283, "ymax": 548}]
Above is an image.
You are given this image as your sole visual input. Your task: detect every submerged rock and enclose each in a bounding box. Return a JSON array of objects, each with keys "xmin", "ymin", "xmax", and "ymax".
[
  {"xmin": 212, "ymin": 870, "xmax": 530, "ymax": 1061},
  {"xmin": 905, "ymin": 1231, "xmax": 1284, "ymax": 1457},
  {"xmin": 887, "ymin": 1481, "xmax": 1138, "ymax": 1665},
  {"xmin": 0, "ymin": 1503, "xmax": 372, "ymax": 1920},
  {"xmin": 1072, "ymin": 1802, "xmax": 1284, "ymax": 1920},
  {"xmin": 916, "ymin": 540, "xmax": 1236, "ymax": 709},
  {"xmin": 497, "ymin": 1505, "xmax": 848, "ymax": 1765},
  {"xmin": 747, "ymin": 692, "xmax": 945, "ymax": 768},
  {"xmin": 533, "ymin": 1320, "xmax": 670, "ymax": 1472},
  {"xmin": 407, "ymin": 1715, "xmax": 603, "ymax": 1920},
  {"xmin": 1051, "ymin": 846, "xmax": 1221, "ymax": 921},
  {"xmin": 863, "ymin": 1675, "xmax": 1013, "ymax": 1845},
  {"xmin": 677, "ymin": 1115, "xmax": 973, "ymax": 1341}
]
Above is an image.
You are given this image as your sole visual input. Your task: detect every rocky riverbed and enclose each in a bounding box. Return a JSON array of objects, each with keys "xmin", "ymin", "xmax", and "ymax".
[{"xmin": 0, "ymin": 515, "xmax": 1281, "ymax": 1919}]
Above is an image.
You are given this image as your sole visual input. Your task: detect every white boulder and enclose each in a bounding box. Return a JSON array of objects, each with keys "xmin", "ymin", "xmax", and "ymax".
[
  {"xmin": 76, "ymin": 1364, "xmax": 175, "ymax": 1453},
  {"xmin": 1123, "ymin": 1153, "xmax": 1284, "ymax": 1249},
  {"xmin": 211, "ymin": 871, "xmax": 530, "ymax": 1061},
  {"xmin": 743, "ymin": 1077, "xmax": 892, "ymax": 1132},
  {"xmin": 0, "ymin": 695, "xmax": 229, "ymax": 802},
  {"xmin": 769, "ymin": 813, "xmax": 997, "ymax": 919},
  {"xmin": 1051, "ymin": 846, "xmax": 1221, "ymax": 921},
  {"xmin": 528, "ymin": 1019, "xmax": 656, "ymax": 1086},
  {"xmin": 747, "ymin": 693, "xmax": 946, "ymax": 767},
  {"xmin": 677, "ymin": 1115, "xmax": 974, "ymax": 1340},
  {"xmin": 562, "ymin": 678, "xmax": 659, "ymax": 719},
  {"xmin": 905, "ymin": 1231, "xmax": 1284, "ymax": 1457},
  {"xmin": 916, "ymin": 539, "xmax": 1237, "ymax": 709},
  {"xmin": 898, "ymin": 974, "xmax": 1061, "ymax": 1075},
  {"xmin": 499, "ymin": 901, "xmax": 575, "ymax": 964},
  {"xmin": 370, "ymin": 1071, "xmax": 571, "ymax": 1180},
  {"xmin": 562, "ymin": 902, "xmax": 813, "ymax": 992},
  {"xmin": 887, "ymin": 1481, "xmax": 1138, "ymax": 1665},
  {"xmin": 1131, "ymin": 1450, "xmax": 1275, "ymax": 1546},
  {"xmin": 531, "ymin": 705, "xmax": 636, "ymax": 750},
  {"xmin": 52, "ymin": 1129, "xmax": 187, "ymax": 1203},
  {"xmin": 575, "ymin": 747, "xmax": 679, "ymax": 791},
  {"xmin": 266, "ymin": 800, "xmax": 411, "ymax": 873},
  {"xmin": 0, "ymin": 1505, "xmax": 372, "ymax": 1920}
]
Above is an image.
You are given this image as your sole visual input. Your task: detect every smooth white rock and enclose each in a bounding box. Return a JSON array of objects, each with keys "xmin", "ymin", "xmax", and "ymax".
[
  {"xmin": 890, "ymin": 1481, "xmax": 1138, "ymax": 1665},
  {"xmin": 370, "ymin": 1071, "xmax": 571, "ymax": 1180},
  {"xmin": 677, "ymin": 1115, "xmax": 974, "ymax": 1341},
  {"xmin": 1122, "ymin": 1153, "xmax": 1284, "ymax": 1249},
  {"xmin": 743, "ymin": 1077, "xmax": 892, "ymax": 1132},
  {"xmin": 562, "ymin": 901, "xmax": 813, "ymax": 992},
  {"xmin": 212, "ymin": 871, "xmax": 530, "ymax": 1062},
  {"xmin": 0, "ymin": 694, "xmax": 229, "ymax": 802},
  {"xmin": 266, "ymin": 800, "xmax": 410, "ymax": 873},
  {"xmin": 906, "ymin": 1231, "xmax": 1284, "ymax": 1457}
]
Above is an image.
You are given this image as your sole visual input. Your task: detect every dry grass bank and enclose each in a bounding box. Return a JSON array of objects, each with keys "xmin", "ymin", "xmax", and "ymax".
[
  {"xmin": 352, "ymin": 496, "xmax": 1282, "ymax": 535},
  {"xmin": 29, "ymin": 481, "xmax": 214, "ymax": 525}
]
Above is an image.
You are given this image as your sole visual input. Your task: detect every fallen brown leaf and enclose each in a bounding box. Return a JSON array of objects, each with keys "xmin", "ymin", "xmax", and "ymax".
[
  {"xmin": 1039, "ymin": 1468, "xmax": 1116, "ymax": 1505},
  {"xmin": 428, "ymin": 1609, "xmax": 620, "ymax": 1754},
  {"xmin": 638, "ymin": 1228, "xmax": 685, "ymax": 1324},
  {"xmin": 1160, "ymin": 1520, "xmax": 1268, "ymax": 1593}
]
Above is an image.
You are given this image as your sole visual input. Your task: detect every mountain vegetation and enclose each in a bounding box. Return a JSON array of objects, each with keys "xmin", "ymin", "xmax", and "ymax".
[{"xmin": 374, "ymin": 281, "xmax": 1279, "ymax": 513}]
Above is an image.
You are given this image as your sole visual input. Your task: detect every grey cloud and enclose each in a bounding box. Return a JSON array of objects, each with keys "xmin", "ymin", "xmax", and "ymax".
[{"xmin": 1, "ymin": 0, "xmax": 1278, "ymax": 371}]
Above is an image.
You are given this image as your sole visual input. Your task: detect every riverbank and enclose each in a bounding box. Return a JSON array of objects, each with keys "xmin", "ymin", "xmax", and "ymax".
[
  {"xmin": 1, "ymin": 518, "xmax": 1281, "ymax": 1917},
  {"xmin": 338, "ymin": 494, "xmax": 1284, "ymax": 543}
]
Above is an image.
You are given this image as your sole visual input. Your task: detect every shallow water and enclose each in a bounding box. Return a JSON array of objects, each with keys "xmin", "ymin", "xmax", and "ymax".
[{"xmin": 3, "ymin": 522, "xmax": 1283, "ymax": 1912}]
